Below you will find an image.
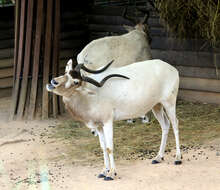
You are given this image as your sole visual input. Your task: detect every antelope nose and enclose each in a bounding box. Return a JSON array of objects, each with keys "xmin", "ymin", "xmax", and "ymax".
[{"xmin": 51, "ymin": 79, "xmax": 58, "ymax": 86}]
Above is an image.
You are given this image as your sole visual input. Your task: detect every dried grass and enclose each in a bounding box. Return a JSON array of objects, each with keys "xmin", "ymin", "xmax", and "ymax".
[
  {"xmin": 53, "ymin": 100, "xmax": 220, "ymax": 164},
  {"xmin": 155, "ymin": 0, "xmax": 220, "ymax": 47},
  {"xmin": 0, "ymin": 0, "xmax": 13, "ymax": 5}
]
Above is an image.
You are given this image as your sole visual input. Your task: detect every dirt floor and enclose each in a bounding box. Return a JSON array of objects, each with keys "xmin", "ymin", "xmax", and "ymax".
[{"xmin": 0, "ymin": 97, "xmax": 220, "ymax": 190}]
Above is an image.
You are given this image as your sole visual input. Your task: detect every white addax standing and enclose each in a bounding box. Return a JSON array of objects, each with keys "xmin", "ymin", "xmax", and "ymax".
[
  {"xmin": 77, "ymin": 8, "xmax": 152, "ymax": 70},
  {"xmin": 77, "ymin": 8, "xmax": 152, "ymax": 124},
  {"xmin": 47, "ymin": 59, "xmax": 182, "ymax": 181}
]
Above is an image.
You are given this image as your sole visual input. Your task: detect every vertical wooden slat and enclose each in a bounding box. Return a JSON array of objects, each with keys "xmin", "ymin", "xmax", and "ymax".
[
  {"xmin": 17, "ymin": 0, "xmax": 34, "ymax": 118},
  {"xmin": 28, "ymin": 0, "xmax": 44, "ymax": 119},
  {"xmin": 42, "ymin": 0, "xmax": 53, "ymax": 119},
  {"xmin": 59, "ymin": 96, "xmax": 66, "ymax": 114},
  {"xmin": 13, "ymin": 0, "xmax": 20, "ymax": 85},
  {"xmin": 10, "ymin": 0, "xmax": 26, "ymax": 119},
  {"xmin": 23, "ymin": 78, "xmax": 32, "ymax": 119},
  {"xmin": 35, "ymin": 78, "xmax": 43, "ymax": 118},
  {"xmin": 52, "ymin": 0, "xmax": 60, "ymax": 117}
]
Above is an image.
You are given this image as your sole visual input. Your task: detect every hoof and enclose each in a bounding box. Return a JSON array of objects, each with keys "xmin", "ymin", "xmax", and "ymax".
[
  {"xmin": 174, "ymin": 160, "xmax": 182, "ymax": 165},
  {"xmin": 98, "ymin": 173, "xmax": 106, "ymax": 178},
  {"xmin": 152, "ymin": 160, "xmax": 160, "ymax": 164},
  {"xmin": 104, "ymin": 176, "xmax": 114, "ymax": 181}
]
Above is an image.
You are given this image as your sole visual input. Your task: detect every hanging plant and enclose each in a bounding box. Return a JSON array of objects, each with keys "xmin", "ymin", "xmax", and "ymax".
[{"xmin": 0, "ymin": 0, "xmax": 15, "ymax": 6}]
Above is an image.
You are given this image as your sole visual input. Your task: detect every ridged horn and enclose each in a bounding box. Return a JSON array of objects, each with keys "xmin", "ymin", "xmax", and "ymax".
[
  {"xmin": 122, "ymin": 7, "xmax": 137, "ymax": 25},
  {"xmin": 75, "ymin": 60, "xmax": 114, "ymax": 74},
  {"xmin": 81, "ymin": 74, "xmax": 130, "ymax": 87},
  {"xmin": 135, "ymin": 7, "xmax": 150, "ymax": 24}
]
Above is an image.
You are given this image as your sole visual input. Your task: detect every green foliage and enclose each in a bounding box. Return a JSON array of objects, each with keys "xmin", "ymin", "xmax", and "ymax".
[{"xmin": 155, "ymin": 0, "xmax": 220, "ymax": 47}]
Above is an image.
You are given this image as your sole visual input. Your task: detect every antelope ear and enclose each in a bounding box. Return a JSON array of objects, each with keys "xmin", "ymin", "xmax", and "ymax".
[{"xmin": 65, "ymin": 59, "xmax": 73, "ymax": 73}]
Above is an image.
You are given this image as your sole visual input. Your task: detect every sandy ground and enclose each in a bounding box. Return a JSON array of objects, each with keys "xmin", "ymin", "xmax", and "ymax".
[{"xmin": 0, "ymin": 97, "xmax": 220, "ymax": 190}]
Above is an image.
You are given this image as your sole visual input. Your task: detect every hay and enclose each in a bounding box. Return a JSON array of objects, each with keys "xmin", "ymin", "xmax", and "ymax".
[
  {"xmin": 0, "ymin": 0, "xmax": 12, "ymax": 5},
  {"xmin": 52, "ymin": 100, "xmax": 220, "ymax": 163},
  {"xmin": 0, "ymin": 0, "xmax": 14, "ymax": 7},
  {"xmin": 155, "ymin": 0, "xmax": 220, "ymax": 47}
]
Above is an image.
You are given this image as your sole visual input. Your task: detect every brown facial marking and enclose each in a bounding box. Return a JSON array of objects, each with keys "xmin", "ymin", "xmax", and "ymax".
[
  {"xmin": 106, "ymin": 148, "xmax": 112, "ymax": 154},
  {"xmin": 69, "ymin": 70, "xmax": 81, "ymax": 79}
]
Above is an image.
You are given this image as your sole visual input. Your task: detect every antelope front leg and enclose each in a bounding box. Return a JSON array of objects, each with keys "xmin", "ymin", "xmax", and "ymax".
[
  {"xmin": 103, "ymin": 120, "xmax": 117, "ymax": 181},
  {"xmin": 96, "ymin": 127, "xmax": 110, "ymax": 178}
]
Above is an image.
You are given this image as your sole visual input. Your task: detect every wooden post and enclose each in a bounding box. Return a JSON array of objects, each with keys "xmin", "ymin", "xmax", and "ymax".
[
  {"xmin": 11, "ymin": 0, "xmax": 61, "ymax": 120},
  {"xmin": 13, "ymin": 0, "xmax": 20, "ymax": 85},
  {"xmin": 17, "ymin": 0, "xmax": 34, "ymax": 118},
  {"xmin": 52, "ymin": 0, "xmax": 60, "ymax": 117},
  {"xmin": 28, "ymin": 0, "xmax": 44, "ymax": 119},
  {"xmin": 10, "ymin": 0, "xmax": 26, "ymax": 119},
  {"xmin": 42, "ymin": 0, "xmax": 53, "ymax": 119}
]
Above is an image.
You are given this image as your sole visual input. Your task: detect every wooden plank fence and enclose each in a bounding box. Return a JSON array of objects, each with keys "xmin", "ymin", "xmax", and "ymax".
[
  {"xmin": 9, "ymin": 0, "xmax": 63, "ymax": 120},
  {"xmin": 0, "ymin": 0, "xmax": 219, "ymax": 119},
  {"xmin": 28, "ymin": 0, "xmax": 44, "ymax": 119},
  {"xmin": 0, "ymin": 1, "xmax": 89, "ymax": 119},
  {"xmin": 87, "ymin": 4, "xmax": 220, "ymax": 104},
  {"xmin": 0, "ymin": 5, "xmax": 14, "ymax": 99}
]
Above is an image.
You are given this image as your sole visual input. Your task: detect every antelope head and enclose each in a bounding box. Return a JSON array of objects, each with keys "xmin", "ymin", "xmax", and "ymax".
[
  {"xmin": 122, "ymin": 7, "xmax": 151, "ymax": 42},
  {"xmin": 46, "ymin": 59, "xmax": 129, "ymax": 96}
]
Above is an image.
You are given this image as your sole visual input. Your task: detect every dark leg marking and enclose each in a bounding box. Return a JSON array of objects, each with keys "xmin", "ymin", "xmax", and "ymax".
[
  {"xmin": 152, "ymin": 157, "xmax": 164, "ymax": 164},
  {"xmin": 174, "ymin": 160, "xmax": 182, "ymax": 165},
  {"xmin": 152, "ymin": 160, "xmax": 160, "ymax": 164},
  {"xmin": 98, "ymin": 173, "xmax": 106, "ymax": 178},
  {"xmin": 103, "ymin": 172, "xmax": 117, "ymax": 181},
  {"xmin": 104, "ymin": 176, "xmax": 114, "ymax": 181}
]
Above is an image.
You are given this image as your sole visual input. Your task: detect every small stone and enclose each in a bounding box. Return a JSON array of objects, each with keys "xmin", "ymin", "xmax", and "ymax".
[{"xmin": 216, "ymin": 152, "xmax": 220, "ymax": 156}]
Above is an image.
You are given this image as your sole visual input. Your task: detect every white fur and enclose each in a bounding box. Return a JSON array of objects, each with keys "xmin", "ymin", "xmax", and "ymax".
[
  {"xmin": 77, "ymin": 26, "xmax": 152, "ymax": 124},
  {"xmin": 65, "ymin": 59, "xmax": 73, "ymax": 73},
  {"xmin": 48, "ymin": 59, "xmax": 181, "ymax": 179},
  {"xmin": 77, "ymin": 29, "xmax": 151, "ymax": 70}
]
